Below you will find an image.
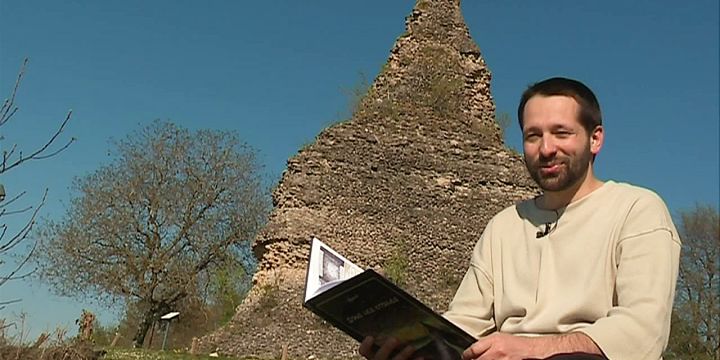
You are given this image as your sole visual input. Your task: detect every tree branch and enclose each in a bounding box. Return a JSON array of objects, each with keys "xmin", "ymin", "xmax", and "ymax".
[
  {"xmin": 0, "ymin": 58, "xmax": 27, "ymax": 127},
  {"xmin": 1, "ymin": 110, "xmax": 75, "ymax": 174}
]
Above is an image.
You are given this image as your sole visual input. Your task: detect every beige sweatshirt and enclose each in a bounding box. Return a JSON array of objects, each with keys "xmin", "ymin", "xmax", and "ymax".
[{"xmin": 444, "ymin": 181, "xmax": 681, "ymax": 360}]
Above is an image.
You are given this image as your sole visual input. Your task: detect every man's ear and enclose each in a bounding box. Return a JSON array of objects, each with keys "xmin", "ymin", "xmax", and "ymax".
[{"xmin": 590, "ymin": 125, "xmax": 604, "ymax": 155}]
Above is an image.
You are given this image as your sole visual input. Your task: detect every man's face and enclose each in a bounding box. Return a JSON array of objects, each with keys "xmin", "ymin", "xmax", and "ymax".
[{"xmin": 521, "ymin": 95, "xmax": 599, "ymax": 192}]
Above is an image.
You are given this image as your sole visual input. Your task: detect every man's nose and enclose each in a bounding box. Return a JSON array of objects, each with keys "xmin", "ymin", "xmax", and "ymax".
[{"xmin": 540, "ymin": 137, "xmax": 557, "ymax": 157}]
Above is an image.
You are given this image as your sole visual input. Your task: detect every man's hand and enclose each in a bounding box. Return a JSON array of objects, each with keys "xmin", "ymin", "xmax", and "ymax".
[
  {"xmin": 358, "ymin": 336, "xmax": 418, "ymax": 360},
  {"xmin": 462, "ymin": 333, "xmax": 535, "ymax": 360},
  {"xmin": 461, "ymin": 332, "xmax": 604, "ymax": 360}
]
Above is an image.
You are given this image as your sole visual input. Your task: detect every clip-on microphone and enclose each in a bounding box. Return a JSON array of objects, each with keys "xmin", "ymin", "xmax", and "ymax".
[{"xmin": 536, "ymin": 223, "xmax": 552, "ymax": 238}]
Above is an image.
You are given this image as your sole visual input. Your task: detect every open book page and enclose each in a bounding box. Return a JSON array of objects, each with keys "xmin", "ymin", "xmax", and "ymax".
[{"xmin": 304, "ymin": 237, "xmax": 364, "ymax": 303}]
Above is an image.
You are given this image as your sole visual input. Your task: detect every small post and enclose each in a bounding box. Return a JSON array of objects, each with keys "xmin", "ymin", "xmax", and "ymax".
[
  {"xmin": 190, "ymin": 337, "xmax": 199, "ymax": 355},
  {"xmin": 161, "ymin": 321, "xmax": 171, "ymax": 351},
  {"xmin": 159, "ymin": 311, "xmax": 180, "ymax": 351},
  {"xmin": 147, "ymin": 321, "xmax": 156, "ymax": 349},
  {"xmin": 110, "ymin": 332, "xmax": 121, "ymax": 347}
]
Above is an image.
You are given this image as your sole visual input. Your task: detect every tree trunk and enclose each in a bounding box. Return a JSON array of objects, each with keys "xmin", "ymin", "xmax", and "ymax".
[{"xmin": 132, "ymin": 307, "xmax": 157, "ymax": 348}]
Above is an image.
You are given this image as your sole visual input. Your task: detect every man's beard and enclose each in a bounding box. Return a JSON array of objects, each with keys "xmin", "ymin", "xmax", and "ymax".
[{"xmin": 524, "ymin": 146, "xmax": 592, "ymax": 192}]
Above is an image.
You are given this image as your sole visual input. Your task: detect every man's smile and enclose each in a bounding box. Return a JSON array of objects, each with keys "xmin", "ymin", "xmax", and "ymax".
[{"xmin": 539, "ymin": 162, "xmax": 563, "ymax": 175}]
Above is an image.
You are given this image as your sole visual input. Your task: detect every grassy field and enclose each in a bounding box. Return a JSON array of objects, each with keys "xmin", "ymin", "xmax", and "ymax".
[
  {"xmin": 0, "ymin": 344, "xmax": 265, "ymax": 360},
  {"xmin": 103, "ymin": 348, "xmax": 256, "ymax": 360}
]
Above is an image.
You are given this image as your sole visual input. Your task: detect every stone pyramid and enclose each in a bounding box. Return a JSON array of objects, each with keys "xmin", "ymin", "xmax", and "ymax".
[{"xmin": 201, "ymin": 0, "xmax": 536, "ymax": 358}]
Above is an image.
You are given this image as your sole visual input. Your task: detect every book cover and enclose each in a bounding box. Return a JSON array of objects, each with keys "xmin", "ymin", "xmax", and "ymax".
[{"xmin": 303, "ymin": 238, "xmax": 476, "ymax": 359}]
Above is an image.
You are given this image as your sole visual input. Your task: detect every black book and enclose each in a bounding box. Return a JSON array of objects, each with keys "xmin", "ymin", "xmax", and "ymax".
[{"xmin": 303, "ymin": 238, "xmax": 476, "ymax": 360}]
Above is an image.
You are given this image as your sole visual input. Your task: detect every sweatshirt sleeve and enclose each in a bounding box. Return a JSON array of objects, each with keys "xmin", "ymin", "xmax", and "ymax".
[
  {"xmin": 443, "ymin": 220, "xmax": 496, "ymax": 338},
  {"xmin": 578, "ymin": 192, "xmax": 681, "ymax": 360}
]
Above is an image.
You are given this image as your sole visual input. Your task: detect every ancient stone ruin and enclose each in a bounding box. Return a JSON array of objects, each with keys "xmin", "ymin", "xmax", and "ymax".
[{"xmin": 202, "ymin": 0, "xmax": 536, "ymax": 358}]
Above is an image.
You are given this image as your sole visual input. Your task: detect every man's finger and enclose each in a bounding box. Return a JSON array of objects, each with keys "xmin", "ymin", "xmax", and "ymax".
[
  {"xmin": 462, "ymin": 338, "xmax": 491, "ymax": 360},
  {"xmin": 374, "ymin": 337, "xmax": 400, "ymax": 360},
  {"xmin": 392, "ymin": 344, "xmax": 416, "ymax": 360},
  {"xmin": 359, "ymin": 336, "xmax": 375, "ymax": 358}
]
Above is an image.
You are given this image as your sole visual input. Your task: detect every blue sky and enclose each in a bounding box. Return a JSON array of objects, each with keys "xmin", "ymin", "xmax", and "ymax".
[{"xmin": 1, "ymin": 1, "xmax": 718, "ymax": 338}]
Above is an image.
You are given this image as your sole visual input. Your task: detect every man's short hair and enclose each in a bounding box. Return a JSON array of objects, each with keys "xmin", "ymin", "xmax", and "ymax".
[{"xmin": 517, "ymin": 77, "xmax": 602, "ymax": 133}]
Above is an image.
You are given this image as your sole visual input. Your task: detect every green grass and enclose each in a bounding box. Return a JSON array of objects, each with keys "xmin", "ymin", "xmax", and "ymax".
[{"xmin": 103, "ymin": 348, "xmax": 258, "ymax": 360}]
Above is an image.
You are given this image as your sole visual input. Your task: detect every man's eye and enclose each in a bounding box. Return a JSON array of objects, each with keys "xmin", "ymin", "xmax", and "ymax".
[{"xmin": 524, "ymin": 134, "xmax": 540, "ymax": 141}]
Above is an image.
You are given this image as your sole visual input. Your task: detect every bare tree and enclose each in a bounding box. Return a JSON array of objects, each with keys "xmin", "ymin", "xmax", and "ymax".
[
  {"xmin": 666, "ymin": 204, "xmax": 719, "ymax": 359},
  {"xmin": 0, "ymin": 58, "xmax": 74, "ymax": 311},
  {"xmin": 33, "ymin": 120, "xmax": 268, "ymax": 347}
]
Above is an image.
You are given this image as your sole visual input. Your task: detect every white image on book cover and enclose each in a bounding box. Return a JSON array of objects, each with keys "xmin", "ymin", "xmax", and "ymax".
[
  {"xmin": 320, "ymin": 247, "xmax": 343, "ymax": 285},
  {"xmin": 304, "ymin": 237, "xmax": 363, "ymax": 301}
]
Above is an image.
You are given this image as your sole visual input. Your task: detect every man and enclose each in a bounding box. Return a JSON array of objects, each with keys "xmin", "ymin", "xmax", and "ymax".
[{"xmin": 359, "ymin": 77, "xmax": 681, "ymax": 360}]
